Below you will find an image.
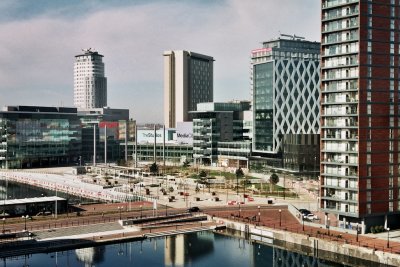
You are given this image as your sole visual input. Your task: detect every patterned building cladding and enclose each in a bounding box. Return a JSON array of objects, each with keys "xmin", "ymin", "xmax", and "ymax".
[
  {"xmin": 321, "ymin": 0, "xmax": 400, "ymax": 226},
  {"xmin": 252, "ymin": 38, "xmax": 320, "ymax": 154}
]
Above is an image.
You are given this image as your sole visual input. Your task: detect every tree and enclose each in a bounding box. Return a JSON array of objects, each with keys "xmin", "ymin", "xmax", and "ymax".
[
  {"xmin": 269, "ymin": 173, "xmax": 279, "ymax": 192},
  {"xmin": 182, "ymin": 160, "xmax": 190, "ymax": 168},
  {"xmin": 149, "ymin": 162, "xmax": 159, "ymax": 174},
  {"xmin": 235, "ymin": 167, "xmax": 244, "ymax": 195},
  {"xmin": 199, "ymin": 170, "xmax": 207, "ymax": 178},
  {"xmin": 116, "ymin": 159, "xmax": 127, "ymax": 166}
]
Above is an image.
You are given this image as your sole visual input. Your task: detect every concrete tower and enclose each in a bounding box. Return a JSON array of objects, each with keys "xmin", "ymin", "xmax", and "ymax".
[
  {"xmin": 74, "ymin": 48, "xmax": 107, "ymax": 109},
  {"xmin": 163, "ymin": 50, "xmax": 214, "ymax": 128}
]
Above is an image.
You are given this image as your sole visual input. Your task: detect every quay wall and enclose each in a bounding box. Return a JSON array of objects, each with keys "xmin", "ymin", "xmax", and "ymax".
[{"xmin": 213, "ymin": 217, "xmax": 400, "ymax": 266}]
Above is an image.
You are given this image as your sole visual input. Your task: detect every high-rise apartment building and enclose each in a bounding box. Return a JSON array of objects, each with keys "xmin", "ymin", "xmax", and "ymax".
[
  {"xmin": 321, "ymin": 0, "xmax": 400, "ymax": 231},
  {"xmin": 74, "ymin": 49, "xmax": 107, "ymax": 109},
  {"xmin": 164, "ymin": 51, "xmax": 214, "ymax": 128},
  {"xmin": 251, "ymin": 36, "xmax": 321, "ymax": 173}
]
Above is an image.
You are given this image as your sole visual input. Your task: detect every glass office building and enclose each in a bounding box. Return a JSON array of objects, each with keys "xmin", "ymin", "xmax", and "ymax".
[
  {"xmin": 251, "ymin": 36, "xmax": 321, "ymax": 174},
  {"xmin": 0, "ymin": 106, "xmax": 81, "ymax": 169}
]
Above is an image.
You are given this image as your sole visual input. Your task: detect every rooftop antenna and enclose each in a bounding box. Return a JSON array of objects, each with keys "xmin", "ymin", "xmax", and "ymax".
[
  {"xmin": 280, "ymin": 34, "xmax": 305, "ymax": 40},
  {"xmin": 294, "ymin": 34, "xmax": 305, "ymax": 40},
  {"xmin": 82, "ymin": 48, "xmax": 93, "ymax": 53}
]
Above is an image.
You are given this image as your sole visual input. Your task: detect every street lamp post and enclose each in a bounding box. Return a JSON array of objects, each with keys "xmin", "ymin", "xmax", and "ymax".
[
  {"xmin": 2, "ymin": 218, "xmax": 5, "ymax": 233},
  {"xmin": 22, "ymin": 215, "xmax": 28, "ymax": 231},
  {"xmin": 327, "ymin": 218, "xmax": 330, "ymax": 235},
  {"xmin": 236, "ymin": 174, "xmax": 239, "ymax": 195},
  {"xmin": 118, "ymin": 206, "xmax": 122, "ymax": 220},
  {"xmin": 258, "ymin": 206, "xmax": 261, "ymax": 222},
  {"xmin": 387, "ymin": 227, "xmax": 390, "ymax": 248},
  {"xmin": 356, "ymin": 223, "xmax": 359, "ymax": 242},
  {"xmin": 279, "ymin": 209, "xmax": 282, "ymax": 227},
  {"xmin": 302, "ymin": 215, "xmax": 305, "ymax": 231}
]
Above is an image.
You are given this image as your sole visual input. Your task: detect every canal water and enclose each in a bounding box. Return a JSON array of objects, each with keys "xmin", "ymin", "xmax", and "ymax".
[{"xmin": 1, "ymin": 231, "xmax": 375, "ymax": 267}]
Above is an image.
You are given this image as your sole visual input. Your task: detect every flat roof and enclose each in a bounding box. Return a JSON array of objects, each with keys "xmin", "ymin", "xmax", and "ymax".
[{"xmin": 0, "ymin": 196, "xmax": 66, "ymax": 206}]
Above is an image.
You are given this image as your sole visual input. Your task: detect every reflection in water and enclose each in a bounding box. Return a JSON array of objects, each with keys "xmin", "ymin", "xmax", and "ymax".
[
  {"xmin": 75, "ymin": 246, "xmax": 105, "ymax": 267},
  {"xmin": 0, "ymin": 231, "xmax": 384, "ymax": 267},
  {"xmin": 164, "ymin": 232, "xmax": 214, "ymax": 266}
]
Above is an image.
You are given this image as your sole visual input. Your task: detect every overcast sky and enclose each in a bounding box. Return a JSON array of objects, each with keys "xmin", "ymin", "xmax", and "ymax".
[{"xmin": 0, "ymin": 0, "xmax": 320, "ymax": 123}]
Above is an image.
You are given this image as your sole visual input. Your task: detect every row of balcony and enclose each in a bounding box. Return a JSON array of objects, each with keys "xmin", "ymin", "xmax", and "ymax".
[
  {"xmin": 323, "ymin": 21, "xmax": 358, "ymax": 33},
  {"xmin": 323, "ymin": 183, "xmax": 358, "ymax": 190},
  {"xmin": 323, "ymin": 134, "xmax": 358, "ymax": 139},
  {"xmin": 322, "ymin": 0, "xmax": 359, "ymax": 9},
  {"xmin": 323, "ymin": 59, "xmax": 358, "ymax": 69},
  {"xmin": 324, "ymin": 194, "xmax": 358, "ymax": 202},
  {"xmin": 322, "ymin": 35, "xmax": 358, "ymax": 45},
  {"xmin": 323, "ymin": 98, "xmax": 358, "ymax": 105},
  {"xmin": 324, "ymin": 73, "xmax": 358, "ymax": 81},
  {"xmin": 322, "ymin": 48, "xmax": 358, "ymax": 57},
  {"xmin": 323, "ymin": 169, "xmax": 358, "ymax": 177},
  {"xmin": 322, "ymin": 143, "xmax": 358, "ymax": 152},
  {"xmin": 323, "ymin": 109, "xmax": 358, "ymax": 116},
  {"xmin": 323, "ymin": 123, "xmax": 358, "ymax": 128},
  {"xmin": 322, "ymin": 157, "xmax": 358, "ymax": 165},
  {"xmin": 322, "ymin": 85, "xmax": 358, "ymax": 92},
  {"xmin": 322, "ymin": 8, "xmax": 358, "ymax": 21}
]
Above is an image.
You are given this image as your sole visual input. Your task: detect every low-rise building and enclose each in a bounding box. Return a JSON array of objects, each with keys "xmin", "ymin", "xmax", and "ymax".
[
  {"xmin": 0, "ymin": 106, "xmax": 81, "ymax": 169},
  {"xmin": 191, "ymin": 101, "xmax": 251, "ymax": 167}
]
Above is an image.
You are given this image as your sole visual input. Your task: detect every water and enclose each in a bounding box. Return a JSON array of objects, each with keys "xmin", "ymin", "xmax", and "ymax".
[{"xmin": 1, "ymin": 231, "xmax": 366, "ymax": 267}]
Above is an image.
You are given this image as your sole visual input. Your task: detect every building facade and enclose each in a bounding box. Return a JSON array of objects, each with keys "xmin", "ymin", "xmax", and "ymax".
[
  {"xmin": 191, "ymin": 101, "xmax": 251, "ymax": 166},
  {"xmin": 321, "ymin": 0, "xmax": 400, "ymax": 231},
  {"xmin": 164, "ymin": 50, "xmax": 214, "ymax": 128},
  {"xmin": 78, "ymin": 108, "xmax": 131, "ymax": 164},
  {"xmin": 0, "ymin": 106, "xmax": 81, "ymax": 169},
  {"xmin": 74, "ymin": 49, "xmax": 107, "ymax": 109},
  {"xmin": 251, "ymin": 36, "xmax": 321, "ymax": 173}
]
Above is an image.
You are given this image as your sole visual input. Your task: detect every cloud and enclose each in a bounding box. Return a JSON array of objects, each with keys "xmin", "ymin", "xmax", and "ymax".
[{"xmin": 0, "ymin": 0, "xmax": 320, "ymax": 122}]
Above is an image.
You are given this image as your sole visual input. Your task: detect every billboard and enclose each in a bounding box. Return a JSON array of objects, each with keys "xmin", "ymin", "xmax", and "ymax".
[
  {"xmin": 99, "ymin": 121, "xmax": 119, "ymax": 141},
  {"xmin": 137, "ymin": 129, "xmax": 164, "ymax": 144},
  {"xmin": 176, "ymin": 122, "xmax": 193, "ymax": 145}
]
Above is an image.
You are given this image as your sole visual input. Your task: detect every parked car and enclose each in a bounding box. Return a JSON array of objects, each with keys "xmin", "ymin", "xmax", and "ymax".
[
  {"xmin": 188, "ymin": 206, "xmax": 201, "ymax": 212},
  {"xmin": 299, "ymin": 209, "xmax": 311, "ymax": 216},
  {"xmin": 305, "ymin": 213, "xmax": 318, "ymax": 221}
]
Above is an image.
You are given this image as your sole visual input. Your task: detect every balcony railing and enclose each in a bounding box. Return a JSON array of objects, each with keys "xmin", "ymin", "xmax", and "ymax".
[
  {"xmin": 322, "ymin": 0, "xmax": 359, "ymax": 9},
  {"xmin": 322, "ymin": 9, "xmax": 359, "ymax": 21}
]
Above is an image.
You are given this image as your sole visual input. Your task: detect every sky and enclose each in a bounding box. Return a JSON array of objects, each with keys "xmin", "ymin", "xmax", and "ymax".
[{"xmin": 0, "ymin": 0, "xmax": 320, "ymax": 123}]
